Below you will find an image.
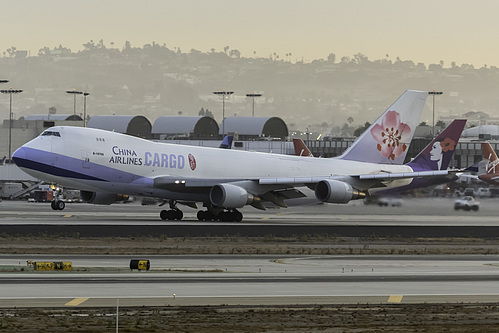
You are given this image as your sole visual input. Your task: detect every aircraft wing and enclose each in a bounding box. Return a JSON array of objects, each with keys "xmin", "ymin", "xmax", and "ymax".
[
  {"xmin": 154, "ymin": 169, "xmax": 461, "ymax": 196},
  {"xmin": 259, "ymin": 169, "xmax": 460, "ymax": 187}
]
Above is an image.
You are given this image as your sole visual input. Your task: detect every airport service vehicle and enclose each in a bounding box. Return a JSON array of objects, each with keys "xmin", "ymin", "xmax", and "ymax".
[
  {"xmin": 12, "ymin": 90, "xmax": 465, "ymax": 222},
  {"xmin": 377, "ymin": 197, "xmax": 403, "ymax": 207},
  {"xmin": 454, "ymin": 196, "xmax": 480, "ymax": 211},
  {"xmin": 476, "ymin": 187, "xmax": 491, "ymax": 198}
]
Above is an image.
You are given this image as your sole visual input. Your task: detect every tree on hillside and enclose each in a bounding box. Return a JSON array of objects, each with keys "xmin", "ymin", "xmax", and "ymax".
[{"xmin": 354, "ymin": 122, "xmax": 371, "ymax": 137}]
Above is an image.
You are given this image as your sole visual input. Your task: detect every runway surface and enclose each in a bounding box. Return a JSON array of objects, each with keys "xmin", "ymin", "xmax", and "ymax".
[
  {"xmin": 0, "ymin": 254, "xmax": 498, "ymax": 307},
  {"xmin": 1, "ymin": 198, "xmax": 499, "ymax": 308},
  {"xmin": 1, "ymin": 197, "xmax": 499, "ymax": 226}
]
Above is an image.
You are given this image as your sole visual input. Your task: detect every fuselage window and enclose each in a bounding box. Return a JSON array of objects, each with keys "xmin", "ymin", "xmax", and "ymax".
[{"xmin": 41, "ymin": 131, "xmax": 61, "ymax": 137}]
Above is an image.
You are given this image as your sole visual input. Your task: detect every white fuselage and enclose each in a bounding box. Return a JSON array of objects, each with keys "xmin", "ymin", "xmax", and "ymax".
[{"xmin": 14, "ymin": 126, "xmax": 413, "ymax": 201}]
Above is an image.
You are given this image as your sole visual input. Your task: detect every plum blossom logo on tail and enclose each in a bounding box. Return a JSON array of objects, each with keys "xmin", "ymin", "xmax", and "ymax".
[
  {"xmin": 370, "ymin": 110, "xmax": 411, "ymax": 160},
  {"xmin": 188, "ymin": 154, "xmax": 196, "ymax": 171}
]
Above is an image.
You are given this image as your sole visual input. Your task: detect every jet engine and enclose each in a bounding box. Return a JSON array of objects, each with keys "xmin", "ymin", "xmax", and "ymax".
[
  {"xmin": 315, "ymin": 179, "xmax": 365, "ymax": 203},
  {"xmin": 210, "ymin": 184, "xmax": 256, "ymax": 208},
  {"xmin": 80, "ymin": 190, "xmax": 129, "ymax": 205}
]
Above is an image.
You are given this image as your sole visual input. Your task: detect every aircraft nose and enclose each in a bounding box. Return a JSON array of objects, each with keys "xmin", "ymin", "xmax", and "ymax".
[{"xmin": 12, "ymin": 146, "xmax": 27, "ymax": 166}]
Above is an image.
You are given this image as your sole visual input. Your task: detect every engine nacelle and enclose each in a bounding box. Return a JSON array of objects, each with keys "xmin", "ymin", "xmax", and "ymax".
[
  {"xmin": 80, "ymin": 190, "xmax": 129, "ymax": 205},
  {"xmin": 210, "ymin": 184, "xmax": 255, "ymax": 208},
  {"xmin": 315, "ymin": 179, "xmax": 365, "ymax": 203}
]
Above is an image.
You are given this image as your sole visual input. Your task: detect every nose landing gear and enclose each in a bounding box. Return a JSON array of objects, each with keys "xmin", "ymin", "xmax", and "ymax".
[{"xmin": 51, "ymin": 200, "xmax": 65, "ymax": 211}]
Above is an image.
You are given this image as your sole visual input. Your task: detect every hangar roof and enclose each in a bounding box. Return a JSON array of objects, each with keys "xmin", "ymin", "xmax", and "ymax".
[
  {"xmin": 220, "ymin": 117, "xmax": 288, "ymax": 139},
  {"xmin": 87, "ymin": 115, "xmax": 152, "ymax": 138},
  {"xmin": 25, "ymin": 114, "xmax": 83, "ymax": 121},
  {"xmin": 152, "ymin": 116, "xmax": 219, "ymax": 139},
  {"xmin": 462, "ymin": 125, "xmax": 499, "ymax": 137}
]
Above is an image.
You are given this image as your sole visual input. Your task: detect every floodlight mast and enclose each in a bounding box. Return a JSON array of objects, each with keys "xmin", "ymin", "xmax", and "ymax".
[
  {"xmin": 83, "ymin": 91, "xmax": 90, "ymax": 127},
  {"xmin": 246, "ymin": 92, "xmax": 262, "ymax": 117},
  {"xmin": 429, "ymin": 90, "xmax": 443, "ymax": 138},
  {"xmin": 213, "ymin": 90, "xmax": 234, "ymax": 135},
  {"xmin": 0, "ymin": 87, "xmax": 23, "ymax": 161},
  {"xmin": 66, "ymin": 89, "xmax": 83, "ymax": 117}
]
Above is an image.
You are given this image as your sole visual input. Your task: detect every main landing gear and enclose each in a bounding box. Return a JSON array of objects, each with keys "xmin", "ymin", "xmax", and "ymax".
[
  {"xmin": 159, "ymin": 200, "xmax": 184, "ymax": 221},
  {"xmin": 51, "ymin": 200, "xmax": 65, "ymax": 211},
  {"xmin": 197, "ymin": 209, "xmax": 243, "ymax": 222},
  {"xmin": 158, "ymin": 201, "xmax": 244, "ymax": 222}
]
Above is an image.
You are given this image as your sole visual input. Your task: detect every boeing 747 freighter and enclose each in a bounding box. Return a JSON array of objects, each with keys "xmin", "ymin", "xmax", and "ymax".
[{"xmin": 13, "ymin": 90, "xmax": 464, "ymax": 221}]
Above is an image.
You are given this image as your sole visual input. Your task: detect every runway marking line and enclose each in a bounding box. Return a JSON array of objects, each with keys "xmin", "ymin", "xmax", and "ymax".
[
  {"xmin": 65, "ymin": 298, "xmax": 89, "ymax": 306},
  {"xmin": 387, "ymin": 295, "xmax": 403, "ymax": 303},
  {"xmin": 63, "ymin": 215, "xmax": 73, "ymax": 218}
]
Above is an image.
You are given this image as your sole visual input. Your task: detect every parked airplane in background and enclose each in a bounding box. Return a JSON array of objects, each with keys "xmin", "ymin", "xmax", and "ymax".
[
  {"xmin": 293, "ymin": 139, "xmax": 313, "ymax": 157},
  {"xmin": 293, "ymin": 120, "xmax": 467, "ymax": 195},
  {"xmin": 14, "ymin": 90, "xmax": 459, "ymax": 222},
  {"xmin": 373, "ymin": 119, "xmax": 466, "ymax": 195},
  {"xmin": 219, "ymin": 135, "xmax": 233, "ymax": 149},
  {"xmin": 478, "ymin": 142, "xmax": 499, "ymax": 185}
]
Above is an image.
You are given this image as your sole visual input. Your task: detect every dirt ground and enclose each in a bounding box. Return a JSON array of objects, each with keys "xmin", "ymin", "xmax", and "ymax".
[
  {"xmin": 0, "ymin": 235, "xmax": 498, "ymax": 255},
  {"xmin": 1, "ymin": 303, "xmax": 499, "ymax": 332}
]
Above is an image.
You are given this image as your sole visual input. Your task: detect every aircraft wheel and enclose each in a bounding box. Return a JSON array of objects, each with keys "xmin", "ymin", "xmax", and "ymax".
[
  {"xmin": 197, "ymin": 210, "xmax": 205, "ymax": 221},
  {"xmin": 56, "ymin": 200, "xmax": 65, "ymax": 210},
  {"xmin": 160, "ymin": 209, "xmax": 168, "ymax": 220},
  {"xmin": 51, "ymin": 201, "xmax": 58, "ymax": 210},
  {"xmin": 205, "ymin": 211, "xmax": 215, "ymax": 221},
  {"xmin": 234, "ymin": 211, "xmax": 243, "ymax": 222},
  {"xmin": 217, "ymin": 211, "xmax": 227, "ymax": 222},
  {"xmin": 174, "ymin": 209, "xmax": 183, "ymax": 220}
]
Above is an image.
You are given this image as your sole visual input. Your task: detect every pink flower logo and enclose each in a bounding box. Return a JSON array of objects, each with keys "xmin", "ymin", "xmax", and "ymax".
[
  {"xmin": 370, "ymin": 110, "xmax": 411, "ymax": 160},
  {"xmin": 188, "ymin": 154, "xmax": 196, "ymax": 171}
]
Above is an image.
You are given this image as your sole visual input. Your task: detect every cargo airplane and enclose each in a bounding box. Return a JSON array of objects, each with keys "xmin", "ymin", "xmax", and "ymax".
[{"xmin": 13, "ymin": 90, "xmax": 460, "ymax": 222}]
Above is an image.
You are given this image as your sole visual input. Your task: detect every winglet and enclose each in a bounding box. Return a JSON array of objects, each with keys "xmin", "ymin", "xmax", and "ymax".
[
  {"xmin": 408, "ymin": 119, "xmax": 466, "ymax": 171},
  {"xmin": 339, "ymin": 90, "xmax": 429, "ymax": 164},
  {"xmin": 292, "ymin": 138, "xmax": 313, "ymax": 157}
]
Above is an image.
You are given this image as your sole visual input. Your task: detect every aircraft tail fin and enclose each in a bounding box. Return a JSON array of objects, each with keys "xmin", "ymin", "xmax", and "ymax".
[
  {"xmin": 219, "ymin": 135, "xmax": 234, "ymax": 149},
  {"xmin": 482, "ymin": 142, "xmax": 499, "ymax": 174},
  {"xmin": 408, "ymin": 119, "xmax": 466, "ymax": 171},
  {"xmin": 292, "ymin": 138, "xmax": 313, "ymax": 157},
  {"xmin": 339, "ymin": 90, "xmax": 428, "ymax": 164}
]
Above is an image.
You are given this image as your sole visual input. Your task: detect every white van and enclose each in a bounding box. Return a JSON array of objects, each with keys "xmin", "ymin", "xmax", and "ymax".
[{"xmin": 476, "ymin": 188, "xmax": 491, "ymax": 198}]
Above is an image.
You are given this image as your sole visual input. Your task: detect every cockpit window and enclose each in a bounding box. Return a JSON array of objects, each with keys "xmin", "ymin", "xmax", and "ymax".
[{"xmin": 41, "ymin": 131, "xmax": 61, "ymax": 137}]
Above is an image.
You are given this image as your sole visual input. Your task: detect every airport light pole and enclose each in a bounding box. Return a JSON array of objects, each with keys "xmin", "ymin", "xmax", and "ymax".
[
  {"xmin": 246, "ymin": 92, "xmax": 262, "ymax": 117},
  {"xmin": 66, "ymin": 89, "xmax": 83, "ymax": 117},
  {"xmin": 0, "ymin": 87, "xmax": 23, "ymax": 161},
  {"xmin": 83, "ymin": 91, "xmax": 90, "ymax": 127},
  {"xmin": 213, "ymin": 90, "xmax": 234, "ymax": 135},
  {"xmin": 429, "ymin": 90, "xmax": 443, "ymax": 138}
]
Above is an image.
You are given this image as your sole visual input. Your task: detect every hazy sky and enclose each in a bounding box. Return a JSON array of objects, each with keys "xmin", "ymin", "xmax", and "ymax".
[{"xmin": 2, "ymin": 0, "xmax": 498, "ymax": 67}]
